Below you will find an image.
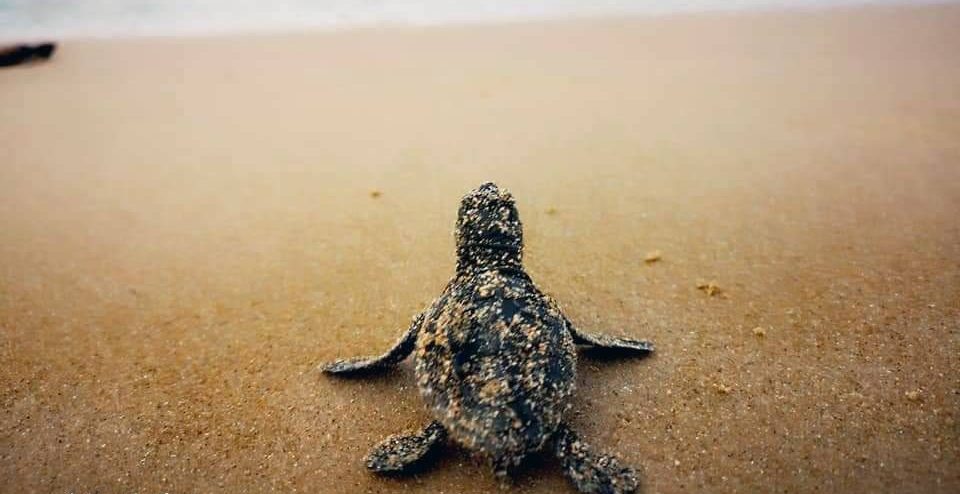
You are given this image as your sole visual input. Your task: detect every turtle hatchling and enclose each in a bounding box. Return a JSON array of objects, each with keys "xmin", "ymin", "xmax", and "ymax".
[{"xmin": 323, "ymin": 182, "xmax": 654, "ymax": 493}]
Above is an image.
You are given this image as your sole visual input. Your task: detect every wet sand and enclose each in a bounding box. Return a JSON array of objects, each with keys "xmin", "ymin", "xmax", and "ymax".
[{"xmin": 1, "ymin": 4, "xmax": 959, "ymax": 493}]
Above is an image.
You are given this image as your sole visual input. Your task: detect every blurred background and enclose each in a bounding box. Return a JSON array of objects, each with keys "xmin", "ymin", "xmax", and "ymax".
[
  {"xmin": 2, "ymin": 1, "xmax": 958, "ymax": 493},
  {"xmin": 0, "ymin": 0, "xmax": 937, "ymax": 38}
]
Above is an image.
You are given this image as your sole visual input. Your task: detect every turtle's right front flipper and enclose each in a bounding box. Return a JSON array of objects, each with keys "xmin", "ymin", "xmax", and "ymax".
[
  {"xmin": 366, "ymin": 421, "xmax": 447, "ymax": 474},
  {"xmin": 565, "ymin": 316, "xmax": 654, "ymax": 356},
  {"xmin": 554, "ymin": 423, "xmax": 639, "ymax": 494},
  {"xmin": 322, "ymin": 312, "xmax": 424, "ymax": 375}
]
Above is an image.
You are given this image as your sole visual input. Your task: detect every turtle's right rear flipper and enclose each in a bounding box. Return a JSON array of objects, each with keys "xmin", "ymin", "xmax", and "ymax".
[{"xmin": 554, "ymin": 423, "xmax": 639, "ymax": 494}]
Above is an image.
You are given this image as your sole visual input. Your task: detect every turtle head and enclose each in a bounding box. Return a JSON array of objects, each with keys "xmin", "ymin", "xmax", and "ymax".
[{"xmin": 455, "ymin": 182, "xmax": 523, "ymax": 271}]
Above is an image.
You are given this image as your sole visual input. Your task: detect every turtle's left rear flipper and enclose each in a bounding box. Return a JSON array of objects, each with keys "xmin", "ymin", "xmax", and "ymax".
[{"xmin": 366, "ymin": 421, "xmax": 447, "ymax": 474}]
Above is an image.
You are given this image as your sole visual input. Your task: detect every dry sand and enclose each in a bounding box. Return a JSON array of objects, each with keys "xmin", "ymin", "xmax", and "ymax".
[{"xmin": 2, "ymin": 4, "xmax": 959, "ymax": 493}]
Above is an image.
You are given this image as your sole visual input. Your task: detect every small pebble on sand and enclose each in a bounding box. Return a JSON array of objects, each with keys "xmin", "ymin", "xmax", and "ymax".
[
  {"xmin": 370, "ymin": 190, "xmax": 382, "ymax": 198},
  {"xmin": 644, "ymin": 250, "xmax": 662, "ymax": 264},
  {"xmin": 752, "ymin": 326, "xmax": 766, "ymax": 337},
  {"xmin": 905, "ymin": 390, "xmax": 922, "ymax": 402},
  {"xmin": 714, "ymin": 383, "xmax": 732, "ymax": 394},
  {"xmin": 696, "ymin": 280, "xmax": 722, "ymax": 296}
]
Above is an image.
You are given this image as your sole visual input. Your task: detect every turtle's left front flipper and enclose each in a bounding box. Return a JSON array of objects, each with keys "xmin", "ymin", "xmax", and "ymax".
[
  {"xmin": 554, "ymin": 423, "xmax": 639, "ymax": 494},
  {"xmin": 366, "ymin": 421, "xmax": 447, "ymax": 475},
  {"xmin": 322, "ymin": 313, "xmax": 424, "ymax": 375}
]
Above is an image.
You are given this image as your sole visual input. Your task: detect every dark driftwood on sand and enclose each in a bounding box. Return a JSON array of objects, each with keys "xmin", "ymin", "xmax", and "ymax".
[{"xmin": 0, "ymin": 43, "xmax": 57, "ymax": 68}]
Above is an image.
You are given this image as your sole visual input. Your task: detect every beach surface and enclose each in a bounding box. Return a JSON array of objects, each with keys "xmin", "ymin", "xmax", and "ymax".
[{"xmin": 2, "ymin": 4, "xmax": 959, "ymax": 493}]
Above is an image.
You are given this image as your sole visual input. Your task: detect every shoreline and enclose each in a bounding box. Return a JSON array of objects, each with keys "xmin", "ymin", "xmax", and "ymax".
[{"xmin": 3, "ymin": 1, "xmax": 957, "ymax": 43}]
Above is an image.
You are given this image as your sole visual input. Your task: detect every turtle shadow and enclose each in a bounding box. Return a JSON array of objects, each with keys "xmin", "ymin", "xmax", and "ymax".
[
  {"xmin": 579, "ymin": 346, "xmax": 656, "ymax": 362},
  {"xmin": 321, "ymin": 361, "xmax": 415, "ymax": 385},
  {"xmin": 373, "ymin": 441, "xmax": 573, "ymax": 491},
  {"xmin": 373, "ymin": 445, "xmax": 448, "ymax": 478},
  {"xmin": 320, "ymin": 362, "xmax": 420, "ymax": 413}
]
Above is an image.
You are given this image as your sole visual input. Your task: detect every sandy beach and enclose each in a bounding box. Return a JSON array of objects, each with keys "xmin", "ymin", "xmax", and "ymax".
[{"xmin": 2, "ymin": 4, "xmax": 959, "ymax": 493}]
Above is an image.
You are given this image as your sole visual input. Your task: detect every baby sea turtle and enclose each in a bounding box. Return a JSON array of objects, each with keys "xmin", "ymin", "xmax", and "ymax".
[{"xmin": 323, "ymin": 182, "xmax": 654, "ymax": 493}]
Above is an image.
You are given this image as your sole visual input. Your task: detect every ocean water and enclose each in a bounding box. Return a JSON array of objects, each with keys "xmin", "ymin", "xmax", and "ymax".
[{"xmin": 0, "ymin": 0, "xmax": 947, "ymax": 39}]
